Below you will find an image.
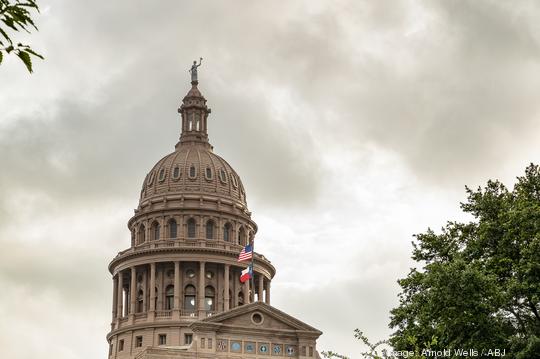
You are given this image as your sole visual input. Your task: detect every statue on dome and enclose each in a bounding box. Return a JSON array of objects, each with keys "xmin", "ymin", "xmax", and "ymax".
[{"xmin": 190, "ymin": 57, "xmax": 203, "ymax": 82}]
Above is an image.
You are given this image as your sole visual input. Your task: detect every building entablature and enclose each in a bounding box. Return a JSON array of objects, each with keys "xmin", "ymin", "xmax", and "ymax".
[{"xmin": 108, "ymin": 242, "xmax": 276, "ymax": 279}]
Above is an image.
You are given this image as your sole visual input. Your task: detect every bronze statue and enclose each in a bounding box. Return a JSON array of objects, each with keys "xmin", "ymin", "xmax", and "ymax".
[{"xmin": 190, "ymin": 57, "xmax": 203, "ymax": 82}]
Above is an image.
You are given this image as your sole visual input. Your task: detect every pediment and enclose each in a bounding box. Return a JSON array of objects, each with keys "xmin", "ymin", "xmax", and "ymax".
[{"xmin": 190, "ymin": 302, "xmax": 322, "ymax": 336}]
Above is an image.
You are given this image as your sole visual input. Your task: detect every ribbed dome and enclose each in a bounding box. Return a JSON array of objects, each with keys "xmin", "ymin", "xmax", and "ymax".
[{"xmin": 139, "ymin": 145, "xmax": 247, "ymax": 206}]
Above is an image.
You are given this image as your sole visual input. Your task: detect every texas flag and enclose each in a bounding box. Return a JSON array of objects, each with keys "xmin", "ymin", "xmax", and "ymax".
[
  {"xmin": 237, "ymin": 243, "xmax": 253, "ymax": 262},
  {"xmin": 240, "ymin": 265, "xmax": 253, "ymax": 283}
]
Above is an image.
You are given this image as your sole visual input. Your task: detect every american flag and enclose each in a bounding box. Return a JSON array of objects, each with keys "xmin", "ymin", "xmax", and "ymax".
[{"xmin": 237, "ymin": 244, "xmax": 253, "ymax": 262}]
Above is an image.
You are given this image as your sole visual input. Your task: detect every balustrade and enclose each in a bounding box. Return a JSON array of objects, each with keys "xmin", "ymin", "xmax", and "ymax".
[{"xmin": 116, "ymin": 238, "xmax": 247, "ymax": 257}]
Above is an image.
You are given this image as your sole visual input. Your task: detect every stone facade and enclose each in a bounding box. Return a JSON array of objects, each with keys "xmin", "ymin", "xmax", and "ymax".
[{"xmin": 106, "ymin": 77, "xmax": 322, "ymax": 359}]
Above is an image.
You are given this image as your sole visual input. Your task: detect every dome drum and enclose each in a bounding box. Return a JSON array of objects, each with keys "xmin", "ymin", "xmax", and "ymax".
[{"xmin": 133, "ymin": 194, "xmax": 252, "ymax": 223}]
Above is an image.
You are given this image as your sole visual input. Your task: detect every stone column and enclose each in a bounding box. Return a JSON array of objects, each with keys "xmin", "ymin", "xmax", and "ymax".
[
  {"xmin": 198, "ymin": 261, "xmax": 206, "ymax": 317},
  {"xmin": 173, "ymin": 261, "xmax": 181, "ymax": 319},
  {"xmin": 112, "ymin": 275, "xmax": 118, "ymax": 320},
  {"xmin": 130, "ymin": 267, "xmax": 137, "ymax": 316},
  {"xmin": 265, "ymin": 279, "xmax": 271, "ymax": 305},
  {"xmin": 243, "ymin": 279, "xmax": 249, "ymax": 304},
  {"xmin": 224, "ymin": 264, "xmax": 230, "ymax": 310},
  {"xmin": 145, "ymin": 221, "xmax": 151, "ymax": 242},
  {"xmin": 258, "ymin": 274, "xmax": 264, "ymax": 302},
  {"xmin": 117, "ymin": 271, "xmax": 123, "ymax": 319},
  {"xmin": 149, "ymin": 263, "xmax": 156, "ymax": 320},
  {"xmin": 142, "ymin": 270, "xmax": 147, "ymax": 312},
  {"xmin": 159, "ymin": 217, "xmax": 166, "ymax": 240},
  {"xmin": 217, "ymin": 217, "xmax": 222, "ymax": 241},
  {"xmin": 233, "ymin": 268, "xmax": 238, "ymax": 307}
]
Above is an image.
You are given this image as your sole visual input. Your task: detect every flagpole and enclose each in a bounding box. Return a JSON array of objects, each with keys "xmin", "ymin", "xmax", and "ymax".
[{"xmin": 250, "ymin": 235, "xmax": 255, "ymax": 303}]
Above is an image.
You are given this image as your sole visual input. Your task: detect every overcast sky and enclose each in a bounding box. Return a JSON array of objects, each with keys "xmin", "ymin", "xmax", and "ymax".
[{"xmin": 2, "ymin": 1, "xmax": 540, "ymax": 358}]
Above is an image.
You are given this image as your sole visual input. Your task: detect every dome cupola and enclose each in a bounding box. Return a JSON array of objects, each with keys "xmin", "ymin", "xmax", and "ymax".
[{"xmin": 176, "ymin": 77, "xmax": 212, "ymax": 149}]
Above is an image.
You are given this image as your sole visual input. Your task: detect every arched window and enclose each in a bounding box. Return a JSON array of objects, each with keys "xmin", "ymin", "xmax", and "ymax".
[
  {"xmin": 219, "ymin": 168, "xmax": 227, "ymax": 183},
  {"xmin": 187, "ymin": 218, "xmax": 196, "ymax": 238},
  {"xmin": 184, "ymin": 285, "xmax": 196, "ymax": 311},
  {"xmin": 168, "ymin": 219, "xmax": 177, "ymax": 239},
  {"xmin": 189, "ymin": 165, "xmax": 196, "ymax": 179},
  {"xmin": 158, "ymin": 168, "xmax": 166, "ymax": 182},
  {"xmin": 223, "ymin": 223, "xmax": 231, "ymax": 242},
  {"xmin": 151, "ymin": 221, "xmax": 160, "ymax": 241},
  {"xmin": 172, "ymin": 165, "xmax": 181, "ymax": 180},
  {"xmin": 137, "ymin": 290, "xmax": 144, "ymax": 313},
  {"xmin": 165, "ymin": 285, "xmax": 174, "ymax": 310},
  {"xmin": 206, "ymin": 220, "xmax": 215, "ymax": 240},
  {"xmin": 195, "ymin": 113, "xmax": 201, "ymax": 131},
  {"xmin": 238, "ymin": 227, "xmax": 246, "ymax": 246},
  {"xmin": 238, "ymin": 291, "xmax": 244, "ymax": 306},
  {"xmin": 205, "ymin": 167, "xmax": 212, "ymax": 180},
  {"xmin": 154, "ymin": 287, "xmax": 158, "ymax": 310},
  {"xmin": 205, "ymin": 286, "xmax": 215, "ymax": 311},
  {"xmin": 138, "ymin": 224, "xmax": 146, "ymax": 244}
]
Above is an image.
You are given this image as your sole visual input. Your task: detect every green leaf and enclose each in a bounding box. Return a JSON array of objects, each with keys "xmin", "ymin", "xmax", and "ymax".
[
  {"xmin": 23, "ymin": 46, "xmax": 43, "ymax": 59},
  {"xmin": 0, "ymin": 27, "xmax": 11, "ymax": 43},
  {"xmin": 16, "ymin": 49, "xmax": 32, "ymax": 73},
  {"xmin": 2, "ymin": 17, "xmax": 18, "ymax": 31}
]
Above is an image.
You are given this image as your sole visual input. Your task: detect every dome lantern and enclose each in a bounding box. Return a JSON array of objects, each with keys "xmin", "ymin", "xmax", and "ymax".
[{"xmin": 176, "ymin": 59, "xmax": 212, "ymax": 150}]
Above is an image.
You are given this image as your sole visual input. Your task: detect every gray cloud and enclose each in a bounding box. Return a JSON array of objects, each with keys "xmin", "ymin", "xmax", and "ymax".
[{"xmin": 2, "ymin": 1, "xmax": 540, "ymax": 358}]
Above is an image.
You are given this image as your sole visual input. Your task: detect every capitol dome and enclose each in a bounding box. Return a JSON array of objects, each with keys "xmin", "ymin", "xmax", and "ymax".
[
  {"xmin": 137, "ymin": 79, "xmax": 249, "ymax": 213},
  {"xmin": 106, "ymin": 66, "xmax": 321, "ymax": 359}
]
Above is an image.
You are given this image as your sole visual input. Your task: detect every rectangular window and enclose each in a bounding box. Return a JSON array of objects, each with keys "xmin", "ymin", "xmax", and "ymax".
[
  {"xmin": 309, "ymin": 346, "xmax": 314, "ymax": 357},
  {"xmin": 185, "ymin": 333, "xmax": 193, "ymax": 345},
  {"xmin": 135, "ymin": 336, "xmax": 143, "ymax": 348},
  {"xmin": 201, "ymin": 338, "xmax": 206, "ymax": 349},
  {"xmin": 119, "ymin": 339, "xmax": 124, "ymax": 351},
  {"xmin": 158, "ymin": 334, "xmax": 166, "ymax": 346},
  {"xmin": 208, "ymin": 338, "xmax": 213, "ymax": 349}
]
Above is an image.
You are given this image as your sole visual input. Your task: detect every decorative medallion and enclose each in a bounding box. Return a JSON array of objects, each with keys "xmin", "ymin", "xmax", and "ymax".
[
  {"xmin": 245, "ymin": 342, "xmax": 256, "ymax": 353},
  {"xmin": 259, "ymin": 343, "xmax": 269, "ymax": 355},
  {"xmin": 231, "ymin": 341, "xmax": 242, "ymax": 352},
  {"xmin": 217, "ymin": 339, "xmax": 228, "ymax": 352},
  {"xmin": 273, "ymin": 344, "xmax": 283, "ymax": 356},
  {"xmin": 286, "ymin": 346, "xmax": 296, "ymax": 356}
]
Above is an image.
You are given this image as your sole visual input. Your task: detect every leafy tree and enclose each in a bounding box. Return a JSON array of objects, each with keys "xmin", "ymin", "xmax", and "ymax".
[
  {"xmin": 0, "ymin": 0, "xmax": 43, "ymax": 72},
  {"xmin": 389, "ymin": 164, "xmax": 540, "ymax": 358}
]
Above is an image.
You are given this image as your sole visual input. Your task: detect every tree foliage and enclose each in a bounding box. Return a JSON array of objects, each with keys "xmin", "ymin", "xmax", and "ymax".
[
  {"xmin": 0, "ymin": 0, "xmax": 43, "ymax": 72},
  {"xmin": 389, "ymin": 164, "xmax": 540, "ymax": 358}
]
